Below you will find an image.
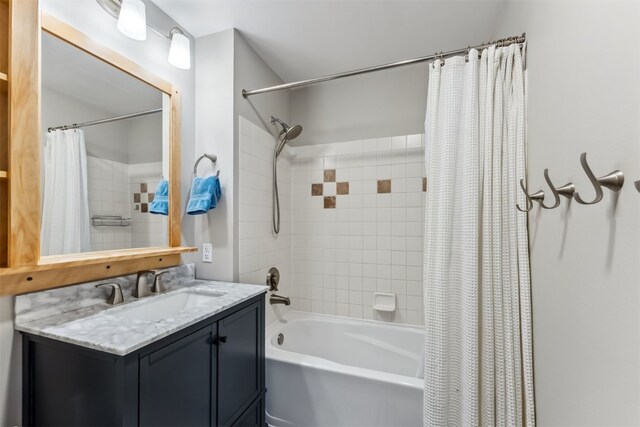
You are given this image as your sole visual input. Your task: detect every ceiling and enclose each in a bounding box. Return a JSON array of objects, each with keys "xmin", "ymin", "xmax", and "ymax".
[
  {"xmin": 42, "ymin": 32, "xmax": 162, "ymax": 116},
  {"xmin": 151, "ymin": 0, "xmax": 508, "ymax": 83}
]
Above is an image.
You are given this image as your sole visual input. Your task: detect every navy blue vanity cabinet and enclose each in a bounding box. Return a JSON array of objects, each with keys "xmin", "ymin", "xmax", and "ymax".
[
  {"xmin": 139, "ymin": 325, "xmax": 216, "ymax": 426},
  {"xmin": 218, "ymin": 302, "xmax": 264, "ymax": 426},
  {"xmin": 231, "ymin": 396, "xmax": 263, "ymax": 427},
  {"xmin": 22, "ymin": 294, "xmax": 265, "ymax": 427}
]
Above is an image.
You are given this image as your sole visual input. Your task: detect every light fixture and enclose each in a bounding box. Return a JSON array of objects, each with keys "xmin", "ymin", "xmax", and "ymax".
[
  {"xmin": 96, "ymin": 0, "xmax": 191, "ymax": 70},
  {"xmin": 116, "ymin": 0, "xmax": 147, "ymax": 41},
  {"xmin": 168, "ymin": 28, "xmax": 191, "ymax": 70}
]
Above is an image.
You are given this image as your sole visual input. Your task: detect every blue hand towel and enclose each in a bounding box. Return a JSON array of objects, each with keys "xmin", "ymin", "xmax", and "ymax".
[
  {"xmin": 210, "ymin": 176, "xmax": 222, "ymax": 209},
  {"xmin": 149, "ymin": 179, "xmax": 169, "ymax": 215},
  {"xmin": 187, "ymin": 176, "xmax": 222, "ymax": 215}
]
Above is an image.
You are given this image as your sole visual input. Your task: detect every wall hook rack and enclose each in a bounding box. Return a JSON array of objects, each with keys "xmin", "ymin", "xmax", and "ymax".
[
  {"xmin": 540, "ymin": 169, "xmax": 575, "ymax": 209},
  {"xmin": 517, "ymin": 179, "xmax": 545, "ymax": 212},
  {"xmin": 574, "ymin": 152, "xmax": 624, "ymax": 205}
]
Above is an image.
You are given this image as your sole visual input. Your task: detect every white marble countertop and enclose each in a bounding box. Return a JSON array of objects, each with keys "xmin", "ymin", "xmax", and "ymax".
[{"xmin": 15, "ymin": 280, "xmax": 267, "ymax": 356}]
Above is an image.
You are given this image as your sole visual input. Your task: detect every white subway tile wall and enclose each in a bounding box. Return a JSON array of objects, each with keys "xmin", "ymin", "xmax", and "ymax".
[
  {"xmin": 238, "ymin": 116, "xmax": 425, "ymax": 326},
  {"xmin": 238, "ymin": 117, "xmax": 294, "ymax": 326},
  {"xmin": 87, "ymin": 156, "xmax": 131, "ymax": 251},
  {"xmin": 291, "ymin": 136, "xmax": 425, "ymax": 325},
  {"xmin": 87, "ymin": 156, "xmax": 167, "ymax": 251},
  {"xmin": 129, "ymin": 162, "xmax": 168, "ymax": 248}
]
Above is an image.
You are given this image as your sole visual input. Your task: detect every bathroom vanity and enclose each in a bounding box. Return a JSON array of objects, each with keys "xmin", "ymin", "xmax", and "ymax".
[{"xmin": 16, "ymin": 271, "xmax": 266, "ymax": 427}]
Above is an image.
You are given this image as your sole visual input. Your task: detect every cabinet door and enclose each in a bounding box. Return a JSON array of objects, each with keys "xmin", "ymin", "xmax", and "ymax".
[
  {"xmin": 140, "ymin": 325, "xmax": 216, "ymax": 427},
  {"xmin": 232, "ymin": 397, "xmax": 263, "ymax": 427},
  {"xmin": 217, "ymin": 302, "xmax": 263, "ymax": 426},
  {"xmin": 26, "ymin": 339, "xmax": 121, "ymax": 426}
]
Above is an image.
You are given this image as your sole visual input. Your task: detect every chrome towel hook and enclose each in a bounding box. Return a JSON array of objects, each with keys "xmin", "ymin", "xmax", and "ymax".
[
  {"xmin": 574, "ymin": 152, "xmax": 624, "ymax": 205},
  {"xmin": 540, "ymin": 169, "xmax": 575, "ymax": 209},
  {"xmin": 517, "ymin": 179, "xmax": 545, "ymax": 212}
]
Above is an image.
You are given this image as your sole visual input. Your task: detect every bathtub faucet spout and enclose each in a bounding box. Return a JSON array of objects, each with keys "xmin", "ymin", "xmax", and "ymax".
[{"xmin": 270, "ymin": 294, "xmax": 291, "ymax": 306}]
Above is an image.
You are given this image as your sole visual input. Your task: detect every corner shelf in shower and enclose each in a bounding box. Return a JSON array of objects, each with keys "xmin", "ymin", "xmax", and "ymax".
[
  {"xmin": 0, "ymin": 72, "xmax": 6, "ymax": 93},
  {"xmin": 0, "ymin": 171, "xmax": 6, "ymax": 179}
]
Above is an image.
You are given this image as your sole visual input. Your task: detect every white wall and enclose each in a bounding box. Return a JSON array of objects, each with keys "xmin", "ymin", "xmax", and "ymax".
[
  {"xmin": 87, "ymin": 156, "xmax": 132, "ymax": 251},
  {"xmin": 289, "ymin": 135, "xmax": 425, "ymax": 325},
  {"xmin": 129, "ymin": 163, "xmax": 168, "ymax": 248},
  {"xmin": 128, "ymin": 113, "xmax": 163, "ymax": 164},
  {"xmin": 290, "ymin": 60, "xmax": 428, "ymax": 146},
  {"xmin": 0, "ymin": 1, "xmax": 196, "ymax": 424},
  {"xmin": 238, "ymin": 117, "xmax": 293, "ymax": 325},
  {"xmin": 42, "ymin": 87, "xmax": 131, "ymax": 163},
  {"xmin": 194, "ymin": 29, "xmax": 290, "ymax": 282},
  {"xmin": 493, "ymin": 1, "xmax": 640, "ymax": 425},
  {"xmin": 193, "ymin": 29, "xmax": 236, "ymax": 281},
  {"xmin": 237, "ymin": 126, "xmax": 426, "ymax": 326}
]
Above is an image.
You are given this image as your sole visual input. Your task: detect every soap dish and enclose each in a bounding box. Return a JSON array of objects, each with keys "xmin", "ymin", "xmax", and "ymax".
[{"xmin": 373, "ymin": 292, "xmax": 396, "ymax": 312}]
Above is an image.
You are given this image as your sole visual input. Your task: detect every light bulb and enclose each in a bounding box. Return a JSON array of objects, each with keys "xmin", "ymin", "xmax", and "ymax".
[
  {"xmin": 117, "ymin": 0, "xmax": 147, "ymax": 41},
  {"xmin": 168, "ymin": 30, "xmax": 191, "ymax": 70}
]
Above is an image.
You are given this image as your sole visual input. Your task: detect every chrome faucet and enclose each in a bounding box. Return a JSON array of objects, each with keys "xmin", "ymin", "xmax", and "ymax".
[
  {"xmin": 269, "ymin": 294, "xmax": 290, "ymax": 306},
  {"xmin": 95, "ymin": 283, "xmax": 124, "ymax": 305},
  {"xmin": 133, "ymin": 270, "xmax": 154, "ymax": 298}
]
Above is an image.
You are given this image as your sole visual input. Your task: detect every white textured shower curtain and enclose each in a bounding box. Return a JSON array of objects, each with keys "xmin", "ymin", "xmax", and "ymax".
[
  {"xmin": 41, "ymin": 129, "xmax": 91, "ymax": 255},
  {"xmin": 423, "ymin": 44, "xmax": 534, "ymax": 426}
]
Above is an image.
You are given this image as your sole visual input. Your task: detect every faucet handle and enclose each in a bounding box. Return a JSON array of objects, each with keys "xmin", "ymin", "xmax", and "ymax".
[
  {"xmin": 266, "ymin": 267, "xmax": 280, "ymax": 291},
  {"xmin": 151, "ymin": 271, "xmax": 170, "ymax": 294},
  {"xmin": 96, "ymin": 283, "xmax": 124, "ymax": 305}
]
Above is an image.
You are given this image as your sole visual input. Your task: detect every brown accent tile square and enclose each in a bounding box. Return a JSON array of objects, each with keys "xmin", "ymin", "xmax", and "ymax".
[
  {"xmin": 337, "ymin": 182, "xmax": 349, "ymax": 195},
  {"xmin": 423, "ymin": 177, "xmax": 427, "ymax": 192},
  {"xmin": 324, "ymin": 196, "xmax": 336, "ymax": 209},
  {"xmin": 141, "ymin": 203, "xmax": 148, "ymax": 213},
  {"xmin": 311, "ymin": 183, "xmax": 323, "ymax": 196},
  {"xmin": 324, "ymin": 169, "xmax": 336, "ymax": 182},
  {"xmin": 140, "ymin": 183, "xmax": 148, "ymax": 193},
  {"xmin": 148, "ymin": 193, "xmax": 155, "ymax": 202},
  {"xmin": 377, "ymin": 179, "xmax": 391, "ymax": 193},
  {"xmin": 133, "ymin": 193, "xmax": 141, "ymax": 203}
]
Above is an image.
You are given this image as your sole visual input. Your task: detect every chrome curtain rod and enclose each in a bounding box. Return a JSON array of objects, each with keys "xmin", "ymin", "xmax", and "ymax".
[
  {"xmin": 242, "ymin": 33, "xmax": 525, "ymax": 98},
  {"xmin": 47, "ymin": 108, "xmax": 162, "ymax": 132}
]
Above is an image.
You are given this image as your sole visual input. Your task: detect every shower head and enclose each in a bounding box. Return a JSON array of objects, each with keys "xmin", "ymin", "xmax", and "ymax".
[
  {"xmin": 271, "ymin": 116, "xmax": 303, "ymax": 142},
  {"xmin": 271, "ymin": 117, "xmax": 303, "ymax": 236},
  {"xmin": 272, "ymin": 116, "xmax": 303, "ymax": 158}
]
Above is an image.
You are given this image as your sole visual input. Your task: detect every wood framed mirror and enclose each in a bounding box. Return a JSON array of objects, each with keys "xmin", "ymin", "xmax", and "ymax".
[{"xmin": 0, "ymin": 10, "xmax": 195, "ymax": 295}]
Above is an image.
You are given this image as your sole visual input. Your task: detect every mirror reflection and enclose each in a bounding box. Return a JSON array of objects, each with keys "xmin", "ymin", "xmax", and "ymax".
[{"xmin": 40, "ymin": 32, "xmax": 168, "ymax": 256}]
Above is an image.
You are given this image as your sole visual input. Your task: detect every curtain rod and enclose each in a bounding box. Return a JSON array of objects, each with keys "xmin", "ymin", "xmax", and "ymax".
[
  {"xmin": 242, "ymin": 33, "xmax": 525, "ymax": 98},
  {"xmin": 47, "ymin": 108, "xmax": 162, "ymax": 132}
]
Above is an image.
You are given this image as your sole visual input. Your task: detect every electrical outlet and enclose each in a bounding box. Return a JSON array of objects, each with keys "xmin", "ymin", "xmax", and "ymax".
[{"xmin": 202, "ymin": 243, "xmax": 213, "ymax": 263}]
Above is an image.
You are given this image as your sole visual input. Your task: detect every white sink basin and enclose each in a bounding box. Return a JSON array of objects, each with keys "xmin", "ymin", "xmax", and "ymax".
[{"xmin": 110, "ymin": 290, "xmax": 226, "ymax": 322}]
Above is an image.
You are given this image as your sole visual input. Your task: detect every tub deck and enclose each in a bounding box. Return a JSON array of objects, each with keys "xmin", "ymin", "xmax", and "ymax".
[{"xmin": 266, "ymin": 311, "xmax": 424, "ymax": 427}]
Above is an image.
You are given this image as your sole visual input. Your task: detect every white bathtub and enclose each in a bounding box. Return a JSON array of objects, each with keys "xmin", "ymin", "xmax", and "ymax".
[{"xmin": 265, "ymin": 311, "xmax": 424, "ymax": 427}]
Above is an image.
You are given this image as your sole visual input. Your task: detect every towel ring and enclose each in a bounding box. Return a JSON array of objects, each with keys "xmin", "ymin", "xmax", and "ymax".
[{"xmin": 193, "ymin": 153, "xmax": 219, "ymax": 177}]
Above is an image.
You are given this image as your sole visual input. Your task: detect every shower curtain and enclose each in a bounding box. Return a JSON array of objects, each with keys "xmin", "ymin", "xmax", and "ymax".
[
  {"xmin": 422, "ymin": 44, "xmax": 534, "ymax": 426},
  {"xmin": 41, "ymin": 129, "xmax": 91, "ymax": 255}
]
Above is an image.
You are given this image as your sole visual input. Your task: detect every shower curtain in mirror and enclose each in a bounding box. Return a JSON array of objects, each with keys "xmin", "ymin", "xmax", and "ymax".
[
  {"xmin": 423, "ymin": 44, "xmax": 534, "ymax": 426},
  {"xmin": 41, "ymin": 129, "xmax": 91, "ymax": 255}
]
